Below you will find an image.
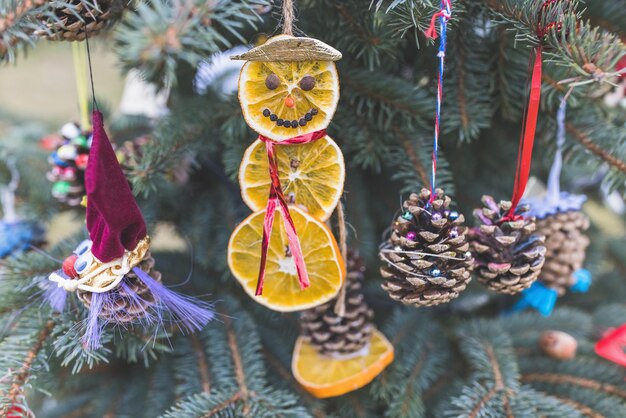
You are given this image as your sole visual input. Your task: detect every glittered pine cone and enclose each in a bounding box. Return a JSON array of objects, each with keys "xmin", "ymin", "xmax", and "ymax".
[
  {"xmin": 379, "ymin": 188, "xmax": 474, "ymax": 307},
  {"xmin": 469, "ymin": 196, "xmax": 546, "ymax": 295},
  {"xmin": 536, "ymin": 209, "xmax": 589, "ymax": 295},
  {"xmin": 300, "ymin": 250, "xmax": 374, "ymax": 358},
  {"xmin": 77, "ymin": 251, "xmax": 162, "ymax": 323},
  {"xmin": 37, "ymin": 0, "xmax": 120, "ymax": 41}
]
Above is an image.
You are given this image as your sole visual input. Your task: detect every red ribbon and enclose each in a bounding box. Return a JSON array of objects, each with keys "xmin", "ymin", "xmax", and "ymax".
[
  {"xmin": 504, "ymin": 46, "xmax": 543, "ymax": 221},
  {"xmin": 255, "ymin": 129, "xmax": 327, "ymax": 296},
  {"xmin": 595, "ymin": 324, "xmax": 626, "ymax": 367}
]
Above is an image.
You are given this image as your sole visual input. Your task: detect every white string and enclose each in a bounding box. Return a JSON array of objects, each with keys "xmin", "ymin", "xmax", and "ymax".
[
  {"xmin": 48, "ymin": 252, "xmax": 131, "ymax": 293},
  {"xmin": 0, "ymin": 156, "xmax": 19, "ymax": 222}
]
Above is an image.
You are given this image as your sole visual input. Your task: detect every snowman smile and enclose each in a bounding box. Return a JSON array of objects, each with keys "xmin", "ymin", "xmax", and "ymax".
[{"xmin": 262, "ymin": 108, "xmax": 319, "ymax": 128}]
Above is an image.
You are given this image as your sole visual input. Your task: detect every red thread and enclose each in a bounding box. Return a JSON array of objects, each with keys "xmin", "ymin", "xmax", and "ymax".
[
  {"xmin": 424, "ymin": 0, "xmax": 452, "ymax": 39},
  {"xmin": 504, "ymin": 47, "xmax": 543, "ymax": 221},
  {"xmin": 255, "ymin": 129, "xmax": 327, "ymax": 296}
]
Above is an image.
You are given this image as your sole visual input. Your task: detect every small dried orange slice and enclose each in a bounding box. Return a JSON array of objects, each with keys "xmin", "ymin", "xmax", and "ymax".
[
  {"xmin": 227, "ymin": 206, "xmax": 345, "ymax": 312},
  {"xmin": 239, "ymin": 135, "xmax": 345, "ymax": 221},
  {"xmin": 292, "ymin": 328, "xmax": 394, "ymax": 398},
  {"xmin": 238, "ymin": 36, "xmax": 340, "ymax": 142}
]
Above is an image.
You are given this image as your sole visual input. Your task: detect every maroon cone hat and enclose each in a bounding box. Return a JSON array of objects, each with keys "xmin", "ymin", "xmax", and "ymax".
[{"xmin": 85, "ymin": 110, "xmax": 147, "ymax": 262}]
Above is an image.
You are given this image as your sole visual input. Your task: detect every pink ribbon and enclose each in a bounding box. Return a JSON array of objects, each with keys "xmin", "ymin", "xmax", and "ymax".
[{"xmin": 255, "ymin": 129, "xmax": 327, "ymax": 296}]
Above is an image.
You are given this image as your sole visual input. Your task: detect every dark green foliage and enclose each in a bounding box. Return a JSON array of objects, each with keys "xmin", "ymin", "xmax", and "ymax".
[{"xmin": 1, "ymin": 0, "xmax": 626, "ymax": 416}]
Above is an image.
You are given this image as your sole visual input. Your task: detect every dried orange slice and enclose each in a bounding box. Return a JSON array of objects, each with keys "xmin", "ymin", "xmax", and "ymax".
[
  {"xmin": 239, "ymin": 135, "xmax": 345, "ymax": 221},
  {"xmin": 227, "ymin": 206, "xmax": 345, "ymax": 312},
  {"xmin": 238, "ymin": 36, "xmax": 340, "ymax": 142},
  {"xmin": 292, "ymin": 328, "xmax": 394, "ymax": 398}
]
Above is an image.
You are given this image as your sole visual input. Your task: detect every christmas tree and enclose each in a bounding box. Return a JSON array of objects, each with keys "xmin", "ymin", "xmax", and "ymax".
[{"xmin": 1, "ymin": 0, "xmax": 626, "ymax": 417}]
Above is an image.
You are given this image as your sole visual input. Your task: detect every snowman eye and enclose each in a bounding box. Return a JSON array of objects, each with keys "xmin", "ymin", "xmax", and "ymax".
[
  {"xmin": 299, "ymin": 75, "xmax": 316, "ymax": 91},
  {"xmin": 265, "ymin": 73, "xmax": 280, "ymax": 90},
  {"xmin": 74, "ymin": 252, "xmax": 94, "ymax": 275},
  {"xmin": 74, "ymin": 240, "xmax": 92, "ymax": 256}
]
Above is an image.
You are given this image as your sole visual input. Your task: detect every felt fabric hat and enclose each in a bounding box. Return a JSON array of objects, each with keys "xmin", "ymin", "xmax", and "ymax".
[
  {"xmin": 230, "ymin": 35, "xmax": 342, "ymax": 62},
  {"xmin": 85, "ymin": 110, "xmax": 147, "ymax": 262}
]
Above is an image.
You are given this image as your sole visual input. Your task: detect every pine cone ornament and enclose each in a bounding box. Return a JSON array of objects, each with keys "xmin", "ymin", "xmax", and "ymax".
[
  {"xmin": 300, "ymin": 250, "xmax": 374, "ymax": 357},
  {"xmin": 116, "ymin": 135, "xmax": 150, "ymax": 174},
  {"xmin": 469, "ymin": 196, "xmax": 546, "ymax": 295},
  {"xmin": 77, "ymin": 251, "xmax": 162, "ymax": 323},
  {"xmin": 379, "ymin": 188, "xmax": 473, "ymax": 307},
  {"xmin": 529, "ymin": 194, "xmax": 590, "ymax": 295},
  {"xmin": 46, "ymin": 122, "xmax": 91, "ymax": 207},
  {"xmin": 38, "ymin": 0, "xmax": 119, "ymax": 41}
]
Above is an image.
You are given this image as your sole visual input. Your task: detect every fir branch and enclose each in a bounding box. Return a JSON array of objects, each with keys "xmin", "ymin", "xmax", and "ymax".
[
  {"xmin": 521, "ymin": 373, "xmax": 626, "ymax": 399},
  {"xmin": 565, "ymin": 121, "xmax": 626, "ymax": 174},
  {"xmin": 553, "ymin": 396, "xmax": 604, "ymax": 418},
  {"xmin": 189, "ymin": 333, "xmax": 211, "ymax": 394}
]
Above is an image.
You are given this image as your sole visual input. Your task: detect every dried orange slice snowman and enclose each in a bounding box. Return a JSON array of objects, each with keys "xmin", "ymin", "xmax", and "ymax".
[{"xmin": 228, "ymin": 35, "xmax": 346, "ymax": 311}]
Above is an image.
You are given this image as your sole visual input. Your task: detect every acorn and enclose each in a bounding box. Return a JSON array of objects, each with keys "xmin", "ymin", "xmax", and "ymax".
[{"xmin": 539, "ymin": 330, "xmax": 577, "ymax": 360}]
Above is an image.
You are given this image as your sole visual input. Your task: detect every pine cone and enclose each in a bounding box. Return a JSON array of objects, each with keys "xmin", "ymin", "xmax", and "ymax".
[
  {"xmin": 469, "ymin": 196, "xmax": 546, "ymax": 295},
  {"xmin": 77, "ymin": 251, "xmax": 162, "ymax": 323},
  {"xmin": 117, "ymin": 136, "xmax": 151, "ymax": 174},
  {"xmin": 300, "ymin": 250, "xmax": 374, "ymax": 358},
  {"xmin": 37, "ymin": 0, "xmax": 119, "ymax": 41},
  {"xmin": 535, "ymin": 207, "xmax": 590, "ymax": 295},
  {"xmin": 379, "ymin": 188, "xmax": 473, "ymax": 307}
]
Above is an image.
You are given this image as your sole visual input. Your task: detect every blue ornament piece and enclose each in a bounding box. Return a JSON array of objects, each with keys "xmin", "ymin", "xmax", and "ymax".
[
  {"xmin": 0, "ymin": 220, "xmax": 45, "ymax": 258},
  {"xmin": 402, "ymin": 211, "xmax": 413, "ymax": 220},
  {"xmin": 430, "ymin": 268, "xmax": 442, "ymax": 277},
  {"xmin": 448, "ymin": 211, "xmax": 459, "ymax": 221},
  {"xmin": 510, "ymin": 282, "xmax": 558, "ymax": 317},
  {"xmin": 49, "ymin": 152, "xmax": 70, "ymax": 167},
  {"xmin": 570, "ymin": 268, "xmax": 592, "ymax": 293}
]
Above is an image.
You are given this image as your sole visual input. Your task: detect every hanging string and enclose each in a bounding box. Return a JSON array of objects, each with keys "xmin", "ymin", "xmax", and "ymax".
[
  {"xmin": 282, "ymin": 0, "xmax": 294, "ymax": 36},
  {"xmin": 546, "ymin": 87, "xmax": 574, "ymax": 206},
  {"xmin": 84, "ymin": 29, "xmax": 99, "ymax": 112},
  {"xmin": 333, "ymin": 201, "xmax": 348, "ymax": 317},
  {"xmin": 0, "ymin": 156, "xmax": 19, "ymax": 223},
  {"xmin": 424, "ymin": 0, "xmax": 451, "ymax": 202},
  {"xmin": 71, "ymin": 42, "xmax": 90, "ymax": 129}
]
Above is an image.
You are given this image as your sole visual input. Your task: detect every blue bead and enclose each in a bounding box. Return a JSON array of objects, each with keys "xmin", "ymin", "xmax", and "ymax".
[
  {"xmin": 430, "ymin": 268, "xmax": 441, "ymax": 277},
  {"xmin": 448, "ymin": 211, "xmax": 459, "ymax": 221},
  {"xmin": 509, "ymin": 282, "xmax": 558, "ymax": 317},
  {"xmin": 402, "ymin": 211, "xmax": 413, "ymax": 220},
  {"xmin": 570, "ymin": 269, "xmax": 592, "ymax": 293}
]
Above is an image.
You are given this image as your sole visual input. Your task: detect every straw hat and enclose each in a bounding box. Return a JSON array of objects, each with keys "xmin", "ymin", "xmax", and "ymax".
[{"xmin": 231, "ymin": 35, "xmax": 342, "ymax": 62}]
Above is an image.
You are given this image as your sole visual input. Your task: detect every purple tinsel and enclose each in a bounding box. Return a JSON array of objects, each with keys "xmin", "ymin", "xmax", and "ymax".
[
  {"xmin": 132, "ymin": 267, "xmax": 215, "ymax": 333},
  {"xmin": 83, "ymin": 291, "xmax": 106, "ymax": 350},
  {"xmin": 44, "ymin": 281, "xmax": 68, "ymax": 313}
]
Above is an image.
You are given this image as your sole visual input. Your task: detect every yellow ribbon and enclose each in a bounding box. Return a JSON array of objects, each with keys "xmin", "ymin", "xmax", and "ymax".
[{"xmin": 71, "ymin": 42, "xmax": 91, "ymax": 130}]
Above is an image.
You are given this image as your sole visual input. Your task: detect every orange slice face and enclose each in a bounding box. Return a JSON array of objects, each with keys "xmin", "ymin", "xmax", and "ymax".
[
  {"xmin": 227, "ymin": 206, "xmax": 345, "ymax": 312},
  {"xmin": 238, "ymin": 45, "xmax": 340, "ymax": 142},
  {"xmin": 239, "ymin": 135, "xmax": 345, "ymax": 221},
  {"xmin": 292, "ymin": 328, "xmax": 394, "ymax": 398}
]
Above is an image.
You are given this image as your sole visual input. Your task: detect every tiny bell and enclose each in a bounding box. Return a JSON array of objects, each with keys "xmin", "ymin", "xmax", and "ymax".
[{"xmin": 448, "ymin": 211, "xmax": 459, "ymax": 221}]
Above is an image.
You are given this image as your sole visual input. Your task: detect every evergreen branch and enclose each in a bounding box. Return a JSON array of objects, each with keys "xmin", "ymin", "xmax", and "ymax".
[
  {"xmin": 0, "ymin": 0, "xmax": 45, "ymax": 62},
  {"xmin": 189, "ymin": 333, "xmax": 211, "ymax": 394},
  {"xmin": 0, "ymin": 319, "xmax": 53, "ymax": 416},
  {"xmin": 224, "ymin": 315, "xmax": 251, "ymax": 414},
  {"xmin": 521, "ymin": 373, "xmax": 626, "ymax": 399},
  {"xmin": 565, "ymin": 121, "xmax": 626, "ymax": 174},
  {"xmin": 554, "ymin": 396, "xmax": 603, "ymax": 418},
  {"xmin": 393, "ymin": 126, "xmax": 429, "ymax": 187}
]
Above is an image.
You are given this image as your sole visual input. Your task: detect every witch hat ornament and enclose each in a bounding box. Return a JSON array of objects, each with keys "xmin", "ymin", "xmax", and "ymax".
[{"xmin": 45, "ymin": 37, "xmax": 214, "ymax": 349}]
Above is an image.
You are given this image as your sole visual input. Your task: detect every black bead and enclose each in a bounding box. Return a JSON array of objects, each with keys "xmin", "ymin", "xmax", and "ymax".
[
  {"xmin": 304, "ymin": 112, "xmax": 312, "ymax": 121},
  {"xmin": 277, "ymin": 119, "xmax": 284, "ymax": 126},
  {"xmin": 265, "ymin": 73, "xmax": 280, "ymax": 90},
  {"xmin": 262, "ymin": 109, "xmax": 271, "ymax": 117},
  {"xmin": 299, "ymin": 75, "xmax": 316, "ymax": 91},
  {"xmin": 299, "ymin": 118, "xmax": 307, "ymax": 126},
  {"xmin": 311, "ymin": 108, "xmax": 318, "ymax": 115},
  {"xmin": 269, "ymin": 114, "xmax": 278, "ymax": 121},
  {"xmin": 291, "ymin": 120, "xmax": 298, "ymax": 128}
]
